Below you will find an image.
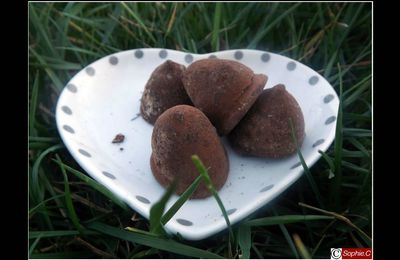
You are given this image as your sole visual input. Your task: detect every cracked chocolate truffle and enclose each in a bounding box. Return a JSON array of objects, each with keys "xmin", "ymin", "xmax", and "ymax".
[
  {"xmin": 151, "ymin": 105, "xmax": 229, "ymax": 199},
  {"xmin": 228, "ymin": 84, "xmax": 305, "ymax": 158},
  {"xmin": 182, "ymin": 59, "xmax": 268, "ymax": 135},
  {"xmin": 140, "ymin": 60, "xmax": 192, "ymax": 124}
]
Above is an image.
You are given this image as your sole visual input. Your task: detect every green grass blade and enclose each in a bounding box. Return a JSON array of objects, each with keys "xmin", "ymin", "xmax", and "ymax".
[
  {"xmin": 29, "ymin": 194, "xmax": 65, "ymax": 217},
  {"xmin": 55, "ymin": 154, "xmax": 84, "ymax": 234},
  {"xmin": 29, "ymin": 233, "xmax": 42, "ymax": 257},
  {"xmin": 191, "ymin": 155, "xmax": 232, "ymax": 235},
  {"xmin": 238, "ymin": 224, "xmax": 251, "ymax": 259},
  {"xmin": 161, "ymin": 175, "xmax": 202, "ymax": 225},
  {"xmin": 88, "ymin": 222, "xmax": 224, "ymax": 258},
  {"xmin": 247, "ymin": 3, "xmax": 301, "ymax": 49},
  {"xmin": 31, "ymin": 144, "xmax": 64, "ymax": 203},
  {"xmin": 121, "ymin": 2, "xmax": 156, "ymax": 43},
  {"xmin": 293, "ymin": 233, "xmax": 311, "ymax": 259},
  {"xmin": 290, "ymin": 119, "xmax": 324, "ymax": 208},
  {"xmin": 29, "ymin": 47, "xmax": 64, "ymax": 92},
  {"xmin": 149, "ymin": 180, "xmax": 176, "ymax": 236},
  {"xmin": 29, "ymin": 230, "xmax": 99, "ymax": 239},
  {"xmin": 29, "ymin": 71, "xmax": 40, "ymax": 137},
  {"xmin": 244, "ymin": 215, "xmax": 333, "ymax": 226},
  {"xmin": 331, "ymin": 63, "xmax": 344, "ymax": 210},
  {"xmin": 52, "ymin": 159, "xmax": 129, "ymax": 211},
  {"xmin": 211, "ymin": 2, "xmax": 222, "ymax": 51}
]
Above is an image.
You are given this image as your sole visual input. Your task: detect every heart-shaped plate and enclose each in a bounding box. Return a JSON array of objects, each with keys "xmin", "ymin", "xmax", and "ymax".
[{"xmin": 56, "ymin": 48, "xmax": 339, "ymax": 240}]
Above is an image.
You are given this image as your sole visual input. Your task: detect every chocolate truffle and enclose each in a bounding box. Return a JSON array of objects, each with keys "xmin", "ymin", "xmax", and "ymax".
[
  {"xmin": 140, "ymin": 60, "xmax": 192, "ymax": 124},
  {"xmin": 151, "ymin": 105, "xmax": 229, "ymax": 199},
  {"xmin": 182, "ymin": 59, "xmax": 268, "ymax": 135},
  {"xmin": 228, "ymin": 84, "xmax": 305, "ymax": 158}
]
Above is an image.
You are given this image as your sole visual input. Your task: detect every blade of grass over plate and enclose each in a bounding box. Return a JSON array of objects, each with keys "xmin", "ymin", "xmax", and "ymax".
[
  {"xmin": 88, "ymin": 222, "xmax": 224, "ymax": 258},
  {"xmin": 161, "ymin": 175, "xmax": 202, "ymax": 225},
  {"xmin": 289, "ymin": 119, "xmax": 324, "ymax": 208},
  {"xmin": 149, "ymin": 180, "xmax": 177, "ymax": 236}
]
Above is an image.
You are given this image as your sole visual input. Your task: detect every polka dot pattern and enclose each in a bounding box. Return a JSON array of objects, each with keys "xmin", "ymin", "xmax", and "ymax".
[
  {"xmin": 61, "ymin": 106, "xmax": 72, "ymax": 115},
  {"xmin": 159, "ymin": 49, "xmax": 167, "ymax": 59},
  {"xmin": 261, "ymin": 53, "xmax": 270, "ymax": 62},
  {"xmin": 85, "ymin": 67, "xmax": 95, "ymax": 76},
  {"xmin": 136, "ymin": 195, "xmax": 150, "ymax": 204},
  {"xmin": 63, "ymin": 125, "xmax": 75, "ymax": 134},
  {"xmin": 177, "ymin": 219, "xmax": 193, "ymax": 226},
  {"xmin": 184, "ymin": 54, "xmax": 193, "ymax": 63},
  {"xmin": 260, "ymin": 185, "xmax": 274, "ymax": 192},
  {"xmin": 325, "ymin": 116, "xmax": 337, "ymax": 125},
  {"xmin": 66, "ymin": 84, "xmax": 77, "ymax": 93},
  {"xmin": 134, "ymin": 50, "xmax": 144, "ymax": 59},
  {"xmin": 102, "ymin": 171, "xmax": 116, "ymax": 180},
  {"xmin": 78, "ymin": 149, "xmax": 91, "ymax": 158},
  {"xmin": 234, "ymin": 51, "xmax": 243, "ymax": 60},
  {"xmin": 287, "ymin": 61, "xmax": 296, "ymax": 71},
  {"xmin": 109, "ymin": 56, "xmax": 118, "ymax": 65}
]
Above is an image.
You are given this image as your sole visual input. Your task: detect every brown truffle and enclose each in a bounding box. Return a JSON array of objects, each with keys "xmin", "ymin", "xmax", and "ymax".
[
  {"xmin": 140, "ymin": 60, "xmax": 192, "ymax": 124},
  {"xmin": 228, "ymin": 84, "xmax": 305, "ymax": 158},
  {"xmin": 182, "ymin": 59, "xmax": 267, "ymax": 135},
  {"xmin": 151, "ymin": 105, "xmax": 229, "ymax": 199}
]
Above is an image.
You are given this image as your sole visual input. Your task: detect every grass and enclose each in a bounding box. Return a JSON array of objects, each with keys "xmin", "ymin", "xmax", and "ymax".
[{"xmin": 29, "ymin": 2, "xmax": 372, "ymax": 258}]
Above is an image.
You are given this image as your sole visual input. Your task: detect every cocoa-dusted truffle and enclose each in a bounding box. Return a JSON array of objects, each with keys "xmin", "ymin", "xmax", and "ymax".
[
  {"xmin": 228, "ymin": 84, "xmax": 305, "ymax": 158},
  {"xmin": 182, "ymin": 59, "xmax": 268, "ymax": 135},
  {"xmin": 151, "ymin": 105, "xmax": 229, "ymax": 199},
  {"xmin": 140, "ymin": 60, "xmax": 192, "ymax": 124}
]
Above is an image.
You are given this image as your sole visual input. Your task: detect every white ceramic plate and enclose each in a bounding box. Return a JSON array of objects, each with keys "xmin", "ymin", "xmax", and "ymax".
[{"xmin": 56, "ymin": 48, "xmax": 339, "ymax": 240}]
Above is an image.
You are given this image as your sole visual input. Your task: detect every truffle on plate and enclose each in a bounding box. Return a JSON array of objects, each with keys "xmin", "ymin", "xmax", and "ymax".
[
  {"xmin": 228, "ymin": 84, "xmax": 305, "ymax": 158},
  {"xmin": 151, "ymin": 105, "xmax": 229, "ymax": 199},
  {"xmin": 140, "ymin": 60, "xmax": 192, "ymax": 124},
  {"xmin": 182, "ymin": 59, "xmax": 267, "ymax": 135}
]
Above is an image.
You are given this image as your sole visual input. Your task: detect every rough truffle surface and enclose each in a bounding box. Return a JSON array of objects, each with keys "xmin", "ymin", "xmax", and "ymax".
[
  {"xmin": 151, "ymin": 105, "xmax": 229, "ymax": 199},
  {"xmin": 182, "ymin": 59, "xmax": 267, "ymax": 135},
  {"xmin": 228, "ymin": 84, "xmax": 305, "ymax": 158},
  {"xmin": 140, "ymin": 60, "xmax": 192, "ymax": 124}
]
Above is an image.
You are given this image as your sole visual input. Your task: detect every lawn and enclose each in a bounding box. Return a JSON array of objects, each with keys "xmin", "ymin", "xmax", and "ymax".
[{"xmin": 29, "ymin": 2, "xmax": 372, "ymax": 259}]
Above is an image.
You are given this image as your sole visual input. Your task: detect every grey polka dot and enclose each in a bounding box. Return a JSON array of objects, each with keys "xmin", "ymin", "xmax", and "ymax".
[
  {"xmin": 66, "ymin": 84, "xmax": 77, "ymax": 93},
  {"xmin": 136, "ymin": 195, "xmax": 150, "ymax": 204},
  {"xmin": 102, "ymin": 171, "xmax": 116, "ymax": 180},
  {"xmin": 325, "ymin": 116, "xmax": 337, "ymax": 125},
  {"xmin": 225, "ymin": 208, "xmax": 237, "ymax": 215},
  {"xmin": 287, "ymin": 61, "xmax": 296, "ymax": 71},
  {"xmin": 234, "ymin": 51, "xmax": 243, "ymax": 60},
  {"xmin": 260, "ymin": 184, "xmax": 274, "ymax": 192},
  {"xmin": 209, "ymin": 54, "xmax": 217, "ymax": 59},
  {"xmin": 62, "ymin": 125, "xmax": 75, "ymax": 134},
  {"xmin": 159, "ymin": 49, "xmax": 167, "ymax": 59},
  {"xmin": 78, "ymin": 149, "xmax": 91, "ymax": 157},
  {"xmin": 176, "ymin": 219, "xmax": 193, "ymax": 226},
  {"xmin": 309, "ymin": 76, "xmax": 319, "ymax": 85},
  {"xmin": 312, "ymin": 139, "xmax": 325, "ymax": 148},
  {"xmin": 134, "ymin": 50, "xmax": 143, "ymax": 59},
  {"xmin": 109, "ymin": 56, "xmax": 118, "ymax": 65},
  {"xmin": 85, "ymin": 67, "xmax": 95, "ymax": 76},
  {"xmin": 61, "ymin": 106, "xmax": 72, "ymax": 115},
  {"xmin": 184, "ymin": 54, "xmax": 193, "ymax": 63},
  {"xmin": 290, "ymin": 162, "xmax": 302, "ymax": 169},
  {"xmin": 261, "ymin": 53, "xmax": 270, "ymax": 62},
  {"xmin": 324, "ymin": 94, "xmax": 334, "ymax": 103}
]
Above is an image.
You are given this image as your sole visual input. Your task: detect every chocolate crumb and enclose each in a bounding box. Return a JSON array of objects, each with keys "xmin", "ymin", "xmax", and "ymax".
[
  {"xmin": 120, "ymin": 147, "xmax": 124, "ymax": 151},
  {"xmin": 112, "ymin": 134, "xmax": 125, "ymax": 143}
]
